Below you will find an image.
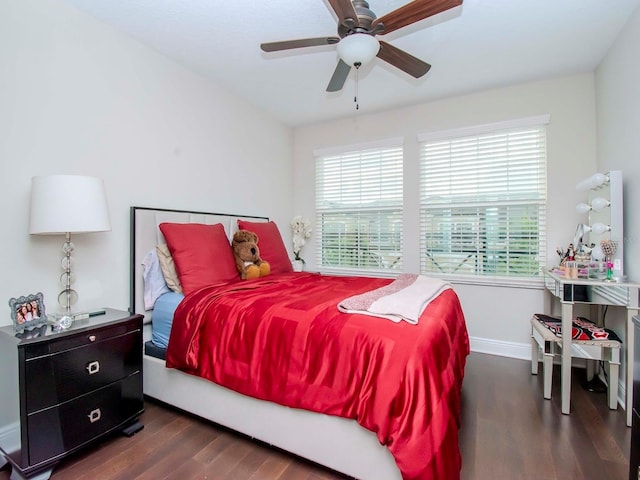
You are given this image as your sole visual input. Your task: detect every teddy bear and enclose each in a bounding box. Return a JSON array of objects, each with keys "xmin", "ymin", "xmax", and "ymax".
[{"xmin": 232, "ymin": 230, "xmax": 271, "ymax": 280}]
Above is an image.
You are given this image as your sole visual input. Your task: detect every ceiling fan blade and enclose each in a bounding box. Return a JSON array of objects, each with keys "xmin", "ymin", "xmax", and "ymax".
[
  {"xmin": 377, "ymin": 41, "xmax": 431, "ymax": 78},
  {"xmin": 372, "ymin": 0, "xmax": 462, "ymax": 35},
  {"xmin": 327, "ymin": 0, "xmax": 360, "ymax": 28},
  {"xmin": 261, "ymin": 37, "xmax": 340, "ymax": 52},
  {"xmin": 326, "ymin": 59, "xmax": 352, "ymax": 92}
]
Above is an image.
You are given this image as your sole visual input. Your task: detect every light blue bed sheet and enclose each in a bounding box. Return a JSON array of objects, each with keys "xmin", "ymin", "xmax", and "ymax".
[{"xmin": 151, "ymin": 291, "xmax": 184, "ymax": 349}]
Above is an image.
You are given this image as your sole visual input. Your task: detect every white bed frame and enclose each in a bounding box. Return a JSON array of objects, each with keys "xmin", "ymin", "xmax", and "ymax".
[{"xmin": 130, "ymin": 207, "xmax": 401, "ymax": 480}]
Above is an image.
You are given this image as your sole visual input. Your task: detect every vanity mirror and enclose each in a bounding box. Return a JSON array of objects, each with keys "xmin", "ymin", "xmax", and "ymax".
[{"xmin": 575, "ymin": 170, "xmax": 624, "ymax": 280}]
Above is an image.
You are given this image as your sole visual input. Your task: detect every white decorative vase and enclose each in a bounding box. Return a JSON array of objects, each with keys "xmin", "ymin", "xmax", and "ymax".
[{"xmin": 292, "ymin": 260, "xmax": 304, "ymax": 272}]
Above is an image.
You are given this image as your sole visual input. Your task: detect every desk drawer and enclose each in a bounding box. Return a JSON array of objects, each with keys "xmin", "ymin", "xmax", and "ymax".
[
  {"xmin": 27, "ymin": 373, "xmax": 143, "ymax": 466},
  {"xmin": 25, "ymin": 330, "xmax": 141, "ymax": 413}
]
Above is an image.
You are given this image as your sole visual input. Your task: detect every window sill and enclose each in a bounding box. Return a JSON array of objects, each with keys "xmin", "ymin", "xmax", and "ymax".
[{"xmin": 317, "ymin": 268, "xmax": 545, "ymax": 290}]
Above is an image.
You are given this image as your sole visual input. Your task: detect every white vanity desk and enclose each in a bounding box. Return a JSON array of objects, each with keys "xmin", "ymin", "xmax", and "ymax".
[{"xmin": 544, "ymin": 271, "xmax": 640, "ymax": 426}]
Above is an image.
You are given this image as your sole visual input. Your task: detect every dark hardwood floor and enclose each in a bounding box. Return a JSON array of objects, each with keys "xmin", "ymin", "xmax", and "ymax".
[{"xmin": 0, "ymin": 352, "xmax": 631, "ymax": 480}]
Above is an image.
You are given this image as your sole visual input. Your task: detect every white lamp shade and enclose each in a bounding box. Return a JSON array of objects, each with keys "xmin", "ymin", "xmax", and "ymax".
[
  {"xmin": 336, "ymin": 33, "xmax": 380, "ymax": 67},
  {"xmin": 29, "ymin": 175, "xmax": 111, "ymax": 234}
]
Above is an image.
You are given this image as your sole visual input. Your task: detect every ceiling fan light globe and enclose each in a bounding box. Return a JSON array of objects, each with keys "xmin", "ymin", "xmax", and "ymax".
[{"xmin": 337, "ymin": 33, "xmax": 380, "ymax": 67}]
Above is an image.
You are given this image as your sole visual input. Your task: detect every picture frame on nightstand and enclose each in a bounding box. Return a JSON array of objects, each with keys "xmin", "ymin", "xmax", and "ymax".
[{"xmin": 8, "ymin": 292, "xmax": 46, "ymax": 332}]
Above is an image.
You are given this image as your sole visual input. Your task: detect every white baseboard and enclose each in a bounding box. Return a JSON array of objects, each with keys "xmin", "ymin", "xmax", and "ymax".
[
  {"xmin": 469, "ymin": 335, "xmax": 531, "ymax": 360},
  {"xmin": 0, "ymin": 421, "xmax": 20, "ymax": 456},
  {"xmin": 469, "ymin": 335, "xmax": 613, "ymax": 365}
]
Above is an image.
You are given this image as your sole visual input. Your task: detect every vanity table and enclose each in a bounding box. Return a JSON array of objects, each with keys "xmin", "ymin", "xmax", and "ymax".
[{"xmin": 544, "ymin": 271, "xmax": 640, "ymax": 426}]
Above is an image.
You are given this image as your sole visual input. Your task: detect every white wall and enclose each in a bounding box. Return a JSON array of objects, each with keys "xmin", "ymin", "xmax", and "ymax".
[
  {"xmin": 596, "ymin": 5, "xmax": 640, "ymax": 283},
  {"xmin": 593, "ymin": 5, "xmax": 640, "ymax": 357},
  {"xmin": 0, "ymin": 0, "xmax": 293, "ymax": 325},
  {"xmin": 293, "ymin": 74, "xmax": 598, "ymax": 356}
]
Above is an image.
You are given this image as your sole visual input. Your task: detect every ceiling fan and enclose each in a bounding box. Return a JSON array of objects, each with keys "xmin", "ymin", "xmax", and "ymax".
[{"xmin": 260, "ymin": 0, "xmax": 463, "ymax": 92}]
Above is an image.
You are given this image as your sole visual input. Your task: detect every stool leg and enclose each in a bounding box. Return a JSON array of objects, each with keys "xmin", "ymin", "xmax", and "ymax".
[
  {"xmin": 543, "ymin": 351, "xmax": 553, "ymax": 400},
  {"xmin": 608, "ymin": 345, "xmax": 621, "ymax": 410},
  {"xmin": 586, "ymin": 359, "xmax": 596, "ymax": 382},
  {"xmin": 608, "ymin": 361, "xmax": 620, "ymax": 409},
  {"xmin": 531, "ymin": 336, "xmax": 539, "ymax": 375}
]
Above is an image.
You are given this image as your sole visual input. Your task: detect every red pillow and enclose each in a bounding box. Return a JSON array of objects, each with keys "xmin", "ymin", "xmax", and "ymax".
[
  {"xmin": 159, "ymin": 222, "xmax": 238, "ymax": 294},
  {"xmin": 237, "ymin": 220, "xmax": 292, "ymax": 274}
]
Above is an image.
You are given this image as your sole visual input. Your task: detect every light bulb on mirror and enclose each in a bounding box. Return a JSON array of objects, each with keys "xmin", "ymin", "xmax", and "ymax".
[
  {"xmin": 588, "ymin": 172, "xmax": 608, "ymax": 189},
  {"xmin": 590, "ymin": 197, "xmax": 610, "ymax": 211},
  {"xmin": 576, "ymin": 178, "xmax": 592, "ymax": 191},
  {"xmin": 591, "ymin": 244, "xmax": 603, "ymax": 260},
  {"xmin": 590, "ymin": 222, "xmax": 611, "ymax": 235},
  {"xmin": 576, "ymin": 203, "xmax": 591, "ymax": 214},
  {"xmin": 576, "ymin": 172, "xmax": 610, "ymax": 191}
]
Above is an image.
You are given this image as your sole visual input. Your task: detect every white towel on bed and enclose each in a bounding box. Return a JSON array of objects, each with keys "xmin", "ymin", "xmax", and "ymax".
[{"xmin": 337, "ymin": 274, "xmax": 451, "ymax": 324}]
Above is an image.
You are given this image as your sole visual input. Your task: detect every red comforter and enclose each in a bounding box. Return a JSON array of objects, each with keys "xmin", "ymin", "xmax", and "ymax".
[{"xmin": 166, "ymin": 272, "xmax": 469, "ymax": 480}]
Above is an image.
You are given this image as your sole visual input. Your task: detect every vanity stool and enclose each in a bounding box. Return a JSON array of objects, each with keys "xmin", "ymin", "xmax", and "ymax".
[{"xmin": 530, "ymin": 313, "xmax": 621, "ymax": 410}]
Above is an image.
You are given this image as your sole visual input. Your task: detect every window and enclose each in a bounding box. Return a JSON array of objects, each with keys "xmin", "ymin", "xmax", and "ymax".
[
  {"xmin": 315, "ymin": 139, "xmax": 403, "ymax": 276},
  {"xmin": 419, "ymin": 116, "xmax": 548, "ymax": 283}
]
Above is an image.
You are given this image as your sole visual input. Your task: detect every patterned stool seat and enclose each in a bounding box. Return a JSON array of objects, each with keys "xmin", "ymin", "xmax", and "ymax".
[{"xmin": 530, "ymin": 313, "xmax": 621, "ymax": 410}]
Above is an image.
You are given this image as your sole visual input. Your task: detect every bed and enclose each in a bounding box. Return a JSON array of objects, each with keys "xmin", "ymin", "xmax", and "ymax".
[{"xmin": 130, "ymin": 206, "xmax": 469, "ymax": 480}]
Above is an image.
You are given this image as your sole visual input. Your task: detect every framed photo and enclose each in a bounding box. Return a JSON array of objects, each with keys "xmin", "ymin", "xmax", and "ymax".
[{"xmin": 9, "ymin": 292, "xmax": 46, "ymax": 332}]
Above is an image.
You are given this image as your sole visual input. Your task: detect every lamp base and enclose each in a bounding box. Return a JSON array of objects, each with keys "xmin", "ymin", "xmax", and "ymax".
[{"xmin": 59, "ymin": 233, "xmax": 78, "ymax": 311}]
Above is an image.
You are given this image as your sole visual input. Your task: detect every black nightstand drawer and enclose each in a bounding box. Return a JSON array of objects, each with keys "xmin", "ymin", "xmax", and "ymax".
[
  {"xmin": 27, "ymin": 373, "xmax": 143, "ymax": 466},
  {"xmin": 24, "ymin": 322, "xmax": 134, "ymax": 359},
  {"xmin": 25, "ymin": 329, "xmax": 141, "ymax": 413}
]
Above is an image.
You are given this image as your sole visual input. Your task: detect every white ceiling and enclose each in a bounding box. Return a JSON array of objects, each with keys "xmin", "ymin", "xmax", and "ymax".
[{"xmin": 61, "ymin": 0, "xmax": 640, "ymax": 127}]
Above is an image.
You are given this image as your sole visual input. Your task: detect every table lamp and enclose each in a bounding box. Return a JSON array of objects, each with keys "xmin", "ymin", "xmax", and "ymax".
[{"xmin": 29, "ymin": 175, "xmax": 111, "ymax": 315}]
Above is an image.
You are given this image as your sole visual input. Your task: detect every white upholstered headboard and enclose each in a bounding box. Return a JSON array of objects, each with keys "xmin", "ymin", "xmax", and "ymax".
[{"xmin": 129, "ymin": 206, "xmax": 268, "ymax": 321}]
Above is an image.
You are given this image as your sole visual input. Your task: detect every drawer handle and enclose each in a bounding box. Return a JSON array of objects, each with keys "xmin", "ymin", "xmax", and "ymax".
[
  {"xmin": 88, "ymin": 408, "xmax": 102, "ymax": 423},
  {"xmin": 86, "ymin": 361, "xmax": 100, "ymax": 375},
  {"xmin": 88, "ymin": 335, "xmax": 97, "ymax": 342}
]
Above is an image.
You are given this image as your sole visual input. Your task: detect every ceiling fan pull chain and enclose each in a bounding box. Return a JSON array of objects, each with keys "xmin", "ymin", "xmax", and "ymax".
[{"xmin": 354, "ymin": 62, "xmax": 361, "ymax": 110}]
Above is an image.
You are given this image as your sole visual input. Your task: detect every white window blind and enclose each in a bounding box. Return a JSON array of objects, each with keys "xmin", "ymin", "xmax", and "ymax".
[
  {"xmin": 315, "ymin": 141, "xmax": 403, "ymax": 276},
  {"xmin": 419, "ymin": 120, "xmax": 547, "ymax": 282}
]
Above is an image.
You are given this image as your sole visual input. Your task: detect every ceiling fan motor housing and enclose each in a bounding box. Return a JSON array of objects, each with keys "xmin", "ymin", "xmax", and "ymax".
[{"xmin": 338, "ymin": 0, "xmax": 379, "ymax": 37}]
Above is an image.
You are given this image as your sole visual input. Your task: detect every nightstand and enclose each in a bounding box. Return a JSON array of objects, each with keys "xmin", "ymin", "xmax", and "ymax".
[{"xmin": 0, "ymin": 308, "xmax": 144, "ymax": 480}]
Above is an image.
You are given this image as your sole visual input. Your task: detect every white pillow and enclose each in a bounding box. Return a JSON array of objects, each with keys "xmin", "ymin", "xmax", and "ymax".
[
  {"xmin": 142, "ymin": 248, "xmax": 171, "ymax": 310},
  {"xmin": 156, "ymin": 244, "xmax": 183, "ymax": 294}
]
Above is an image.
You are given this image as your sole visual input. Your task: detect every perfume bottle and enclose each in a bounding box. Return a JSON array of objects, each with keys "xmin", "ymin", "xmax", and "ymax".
[{"xmin": 605, "ymin": 258, "xmax": 614, "ymax": 281}]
